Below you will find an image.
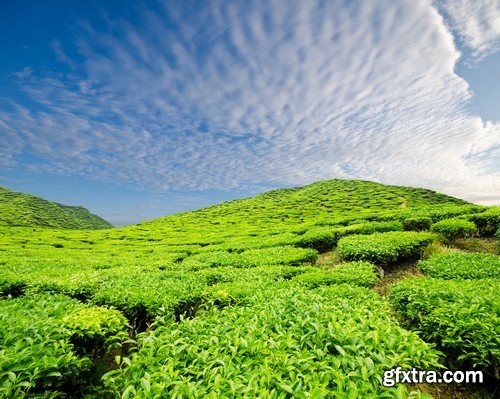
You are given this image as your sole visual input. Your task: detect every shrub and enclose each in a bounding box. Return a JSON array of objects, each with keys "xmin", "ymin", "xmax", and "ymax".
[
  {"xmin": 295, "ymin": 222, "xmax": 404, "ymax": 253},
  {"xmin": 338, "ymin": 221, "xmax": 403, "ymax": 236},
  {"xmin": 463, "ymin": 208, "xmax": 500, "ymax": 237},
  {"xmin": 0, "ymin": 294, "xmax": 128, "ymax": 398},
  {"xmin": 91, "ymin": 272, "xmax": 206, "ymax": 324},
  {"xmin": 61, "ymin": 307, "xmax": 129, "ymax": 355},
  {"xmin": 182, "ymin": 246, "xmax": 318, "ymax": 270},
  {"xmin": 390, "ymin": 278, "xmax": 500, "ymax": 372},
  {"xmin": 418, "ymin": 253, "xmax": 500, "ymax": 279},
  {"xmin": 425, "ymin": 205, "xmax": 486, "ymax": 223},
  {"xmin": 295, "ymin": 227, "xmax": 337, "ymax": 252},
  {"xmin": 403, "ymin": 217, "xmax": 432, "ymax": 231},
  {"xmin": 240, "ymin": 246, "xmax": 318, "ymax": 267},
  {"xmin": 202, "ymin": 280, "xmax": 268, "ymax": 308},
  {"xmin": 292, "ymin": 261, "xmax": 378, "ymax": 288},
  {"xmin": 337, "ymin": 232, "xmax": 436, "ymax": 266},
  {"xmin": 103, "ymin": 285, "xmax": 441, "ymax": 398},
  {"xmin": 431, "ymin": 218, "xmax": 477, "ymax": 241}
]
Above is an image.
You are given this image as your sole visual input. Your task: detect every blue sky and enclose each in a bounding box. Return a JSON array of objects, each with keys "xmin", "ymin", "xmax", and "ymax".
[{"xmin": 1, "ymin": 0, "xmax": 499, "ymax": 226}]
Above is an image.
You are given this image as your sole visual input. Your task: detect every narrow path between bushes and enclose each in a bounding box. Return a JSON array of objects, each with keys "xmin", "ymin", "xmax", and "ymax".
[{"xmin": 316, "ymin": 238, "xmax": 497, "ymax": 399}]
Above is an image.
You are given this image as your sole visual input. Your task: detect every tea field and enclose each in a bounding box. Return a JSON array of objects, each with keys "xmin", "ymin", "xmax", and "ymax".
[
  {"xmin": 0, "ymin": 187, "xmax": 111, "ymax": 230},
  {"xmin": 0, "ymin": 179, "xmax": 499, "ymax": 398}
]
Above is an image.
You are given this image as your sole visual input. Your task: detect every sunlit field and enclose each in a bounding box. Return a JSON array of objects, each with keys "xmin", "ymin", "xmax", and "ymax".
[{"xmin": 0, "ymin": 179, "xmax": 499, "ymax": 398}]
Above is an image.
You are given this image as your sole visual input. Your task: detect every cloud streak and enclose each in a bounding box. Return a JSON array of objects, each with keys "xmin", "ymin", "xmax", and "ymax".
[
  {"xmin": 437, "ymin": 0, "xmax": 500, "ymax": 61},
  {"xmin": 1, "ymin": 0, "xmax": 499, "ymax": 204}
]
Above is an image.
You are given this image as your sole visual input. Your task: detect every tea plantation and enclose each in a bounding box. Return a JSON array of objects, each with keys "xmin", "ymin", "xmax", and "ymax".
[
  {"xmin": 0, "ymin": 179, "xmax": 498, "ymax": 398},
  {"xmin": 0, "ymin": 186, "xmax": 112, "ymax": 229}
]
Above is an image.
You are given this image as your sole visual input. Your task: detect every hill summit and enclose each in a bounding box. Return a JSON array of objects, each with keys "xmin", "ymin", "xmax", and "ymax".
[
  {"xmin": 141, "ymin": 179, "xmax": 470, "ymax": 231},
  {"xmin": 0, "ymin": 186, "xmax": 112, "ymax": 229}
]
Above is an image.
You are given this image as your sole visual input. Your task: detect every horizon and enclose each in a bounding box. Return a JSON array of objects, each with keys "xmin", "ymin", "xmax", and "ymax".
[{"xmin": 1, "ymin": 0, "xmax": 499, "ymax": 225}]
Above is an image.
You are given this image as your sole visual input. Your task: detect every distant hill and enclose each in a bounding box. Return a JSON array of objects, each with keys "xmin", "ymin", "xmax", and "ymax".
[
  {"xmin": 0, "ymin": 186, "xmax": 112, "ymax": 229},
  {"xmin": 140, "ymin": 179, "xmax": 471, "ymax": 233}
]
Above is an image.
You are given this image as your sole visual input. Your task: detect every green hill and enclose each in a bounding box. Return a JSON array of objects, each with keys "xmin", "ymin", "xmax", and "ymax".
[
  {"xmin": 140, "ymin": 179, "xmax": 471, "ymax": 233},
  {"xmin": 0, "ymin": 186, "xmax": 112, "ymax": 229},
  {"xmin": 1, "ymin": 179, "xmax": 498, "ymax": 399}
]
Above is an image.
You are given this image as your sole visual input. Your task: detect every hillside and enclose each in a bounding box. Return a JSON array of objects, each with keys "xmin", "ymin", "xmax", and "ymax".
[
  {"xmin": 0, "ymin": 186, "xmax": 112, "ymax": 229},
  {"xmin": 137, "ymin": 179, "xmax": 472, "ymax": 237},
  {"xmin": 0, "ymin": 179, "xmax": 498, "ymax": 398}
]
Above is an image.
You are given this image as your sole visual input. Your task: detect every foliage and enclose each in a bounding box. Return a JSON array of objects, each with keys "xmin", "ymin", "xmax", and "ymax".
[
  {"xmin": 463, "ymin": 207, "xmax": 500, "ymax": 237},
  {"xmin": 0, "ymin": 179, "xmax": 494, "ymax": 397},
  {"xmin": 0, "ymin": 294, "xmax": 127, "ymax": 398},
  {"xmin": 337, "ymin": 232, "xmax": 436, "ymax": 265},
  {"xmin": 295, "ymin": 221, "xmax": 403, "ymax": 253},
  {"xmin": 418, "ymin": 253, "xmax": 500, "ymax": 279},
  {"xmin": 390, "ymin": 278, "xmax": 500, "ymax": 371},
  {"xmin": 103, "ymin": 285, "xmax": 440, "ymax": 398},
  {"xmin": 294, "ymin": 227, "xmax": 337, "ymax": 252},
  {"xmin": 0, "ymin": 186, "xmax": 112, "ymax": 229},
  {"xmin": 292, "ymin": 261, "xmax": 379, "ymax": 288},
  {"xmin": 337, "ymin": 221, "xmax": 403, "ymax": 236},
  {"xmin": 431, "ymin": 218, "xmax": 477, "ymax": 241},
  {"xmin": 403, "ymin": 217, "xmax": 432, "ymax": 231},
  {"xmin": 181, "ymin": 246, "xmax": 318, "ymax": 270}
]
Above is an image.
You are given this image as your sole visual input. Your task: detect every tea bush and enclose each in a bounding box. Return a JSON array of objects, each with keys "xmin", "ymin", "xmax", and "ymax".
[
  {"xmin": 463, "ymin": 208, "xmax": 500, "ymax": 237},
  {"xmin": 182, "ymin": 246, "xmax": 318, "ymax": 270},
  {"xmin": 431, "ymin": 218, "xmax": 477, "ymax": 241},
  {"xmin": 292, "ymin": 261, "xmax": 378, "ymax": 288},
  {"xmin": 337, "ymin": 221, "xmax": 403, "ymax": 236},
  {"xmin": 0, "ymin": 294, "xmax": 127, "ymax": 398},
  {"xmin": 103, "ymin": 285, "xmax": 440, "ymax": 398},
  {"xmin": 295, "ymin": 222, "xmax": 403, "ymax": 253},
  {"xmin": 418, "ymin": 253, "xmax": 500, "ymax": 279},
  {"xmin": 390, "ymin": 278, "xmax": 500, "ymax": 371},
  {"xmin": 403, "ymin": 217, "xmax": 432, "ymax": 231},
  {"xmin": 91, "ymin": 272, "xmax": 207, "ymax": 325},
  {"xmin": 337, "ymin": 232, "xmax": 436, "ymax": 265},
  {"xmin": 295, "ymin": 227, "xmax": 337, "ymax": 252}
]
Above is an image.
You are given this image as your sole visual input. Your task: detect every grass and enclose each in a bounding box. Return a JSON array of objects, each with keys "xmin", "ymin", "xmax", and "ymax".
[
  {"xmin": 452, "ymin": 237, "xmax": 500, "ymax": 255},
  {"xmin": 374, "ymin": 261, "xmax": 422, "ymax": 296}
]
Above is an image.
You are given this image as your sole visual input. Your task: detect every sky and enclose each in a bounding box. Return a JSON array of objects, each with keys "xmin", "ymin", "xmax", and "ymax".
[{"xmin": 0, "ymin": 0, "xmax": 499, "ymax": 226}]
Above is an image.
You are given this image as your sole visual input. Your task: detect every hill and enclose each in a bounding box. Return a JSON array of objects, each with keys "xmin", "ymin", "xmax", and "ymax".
[
  {"xmin": 0, "ymin": 186, "xmax": 112, "ymax": 229},
  {"xmin": 0, "ymin": 179, "xmax": 498, "ymax": 398},
  {"xmin": 138, "ymin": 179, "xmax": 471, "ymax": 234}
]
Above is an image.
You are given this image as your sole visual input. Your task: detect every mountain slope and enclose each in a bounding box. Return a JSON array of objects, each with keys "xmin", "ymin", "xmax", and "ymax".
[
  {"xmin": 140, "ymin": 179, "xmax": 471, "ymax": 232},
  {"xmin": 0, "ymin": 186, "xmax": 112, "ymax": 229}
]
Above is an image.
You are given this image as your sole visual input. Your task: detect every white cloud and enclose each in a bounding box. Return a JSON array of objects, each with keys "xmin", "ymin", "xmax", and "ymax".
[
  {"xmin": 0, "ymin": 0, "xmax": 499, "ymax": 204},
  {"xmin": 437, "ymin": 0, "xmax": 500, "ymax": 61}
]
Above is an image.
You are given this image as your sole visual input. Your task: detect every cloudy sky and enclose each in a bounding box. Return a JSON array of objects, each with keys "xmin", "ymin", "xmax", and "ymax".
[{"xmin": 1, "ymin": 0, "xmax": 499, "ymax": 225}]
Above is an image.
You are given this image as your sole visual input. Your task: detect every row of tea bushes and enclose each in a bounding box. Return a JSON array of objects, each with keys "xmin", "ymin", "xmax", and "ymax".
[
  {"xmin": 462, "ymin": 207, "xmax": 500, "ymax": 237},
  {"xmin": 102, "ymin": 284, "xmax": 441, "ymax": 398},
  {"xmin": 292, "ymin": 261, "xmax": 379, "ymax": 288},
  {"xmin": 418, "ymin": 253, "xmax": 500, "ymax": 280},
  {"xmin": 389, "ymin": 278, "xmax": 499, "ymax": 374},
  {"xmin": 0, "ymin": 263, "xmax": 322, "ymax": 332},
  {"xmin": 295, "ymin": 221, "xmax": 403, "ymax": 252},
  {"xmin": 180, "ymin": 246, "xmax": 318, "ymax": 270},
  {"xmin": 0, "ymin": 294, "xmax": 128, "ymax": 398},
  {"xmin": 298, "ymin": 208, "xmax": 498, "ymax": 252},
  {"xmin": 430, "ymin": 219, "xmax": 477, "ymax": 241},
  {"xmin": 336, "ymin": 232, "xmax": 436, "ymax": 266}
]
